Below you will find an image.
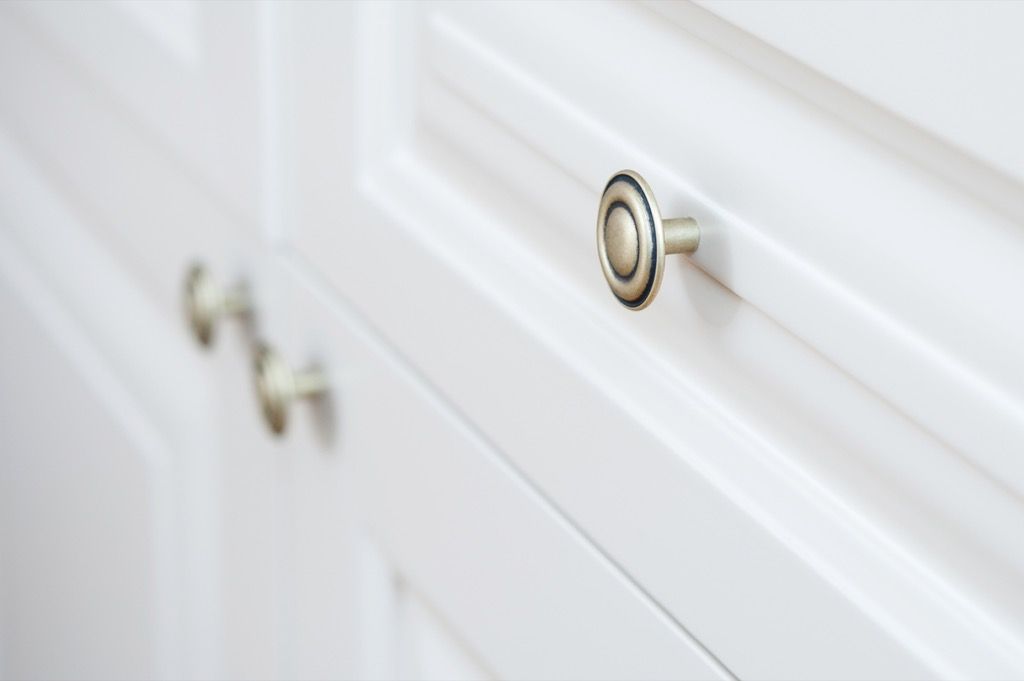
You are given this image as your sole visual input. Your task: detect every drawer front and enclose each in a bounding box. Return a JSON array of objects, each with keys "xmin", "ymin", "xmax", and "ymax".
[
  {"xmin": 259, "ymin": 257, "xmax": 728, "ymax": 681},
  {"xmin": 276, "ymin": 2, "xmax": 1024, "ymax": 678},
  {"xmin": 693, "ymin": 0, "xmax": 1024, "ymax": 187}
]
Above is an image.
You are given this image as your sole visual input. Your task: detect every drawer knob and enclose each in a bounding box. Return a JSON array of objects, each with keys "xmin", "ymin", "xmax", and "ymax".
[
  {"xmin": 597, "ymin": 170, "xmax": 699, "ymax": 310},
  {"xmin": 184, "ymin": 263, "xmax": 251, "ymax": 346},
  {"xmin": 254, "ymin": 345, "xmax": 328, "ymax": 435}
]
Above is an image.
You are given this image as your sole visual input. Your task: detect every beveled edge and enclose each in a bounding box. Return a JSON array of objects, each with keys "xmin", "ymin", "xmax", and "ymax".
[{"xmin": 596, "ymin": 169, "xmax": 665, "ymax": 310}]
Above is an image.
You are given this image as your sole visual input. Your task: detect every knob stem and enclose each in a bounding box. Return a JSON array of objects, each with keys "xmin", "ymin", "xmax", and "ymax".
[
  {"xmin": 663, "ymin": 217, "xmax": 700, "ymax": 255},
  {"xmin": 221, "ymin": 286, "xmax": 250, "ymax": 315},
  {"xmin": 254, "ymin": 345, "xmax": 329, "ymax": 435},
  {"xmin": 184, "ymin": 263, "xmax": 251, "ymax": 346},
  {"xmin": 292, "ymin": 369, "xmax": 328, "ymax": 399}
]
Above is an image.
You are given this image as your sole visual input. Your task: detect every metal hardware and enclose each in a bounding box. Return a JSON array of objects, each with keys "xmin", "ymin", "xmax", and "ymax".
[
  {"xmin": 596, "ymin": 170, "xmax": 700, "ymax": 310},
  {"xmin": 183, "ymin": 263, "xmax": 250, "ymax": 346},
  {"xmin": 253, "ymin": 345, "xmax": 328, "ymax": 435}
]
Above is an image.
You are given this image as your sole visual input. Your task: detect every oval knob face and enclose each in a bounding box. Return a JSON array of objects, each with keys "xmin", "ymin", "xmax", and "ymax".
[
  {"xmin": 596, "ymin": 170, "xmax": 699, "ymax": 310},
  {"xmin": 604, "ymin": 205, "xmax": 640, "ymax": 278},
  {"xmin": 254, "ymin": 345, "xmax": 328, "ymax": 436},
  {"xmin": 254, "ymin": 346, "xmax": 294, "ymax": 434},
  {"xmin": 184, "ymin": 264, "xmax": 221, "ymax": 345},
  {"xmin": 183, "ymin": 262, "xmax": 250, "ymax": 346}
]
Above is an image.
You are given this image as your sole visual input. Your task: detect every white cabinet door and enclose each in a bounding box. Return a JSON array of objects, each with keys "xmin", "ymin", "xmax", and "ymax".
[
  {"xmin": 693, "ymin": 0, "xmax": 1024, "ymax": 187},
  {"xmin": 255, "ymin": 257, "xmax": 728, "ymax": 681},
  {"xmin": 0, "ymin": 4, "xmax": 267, "ymax": 321},
  {"xmin": 3, "ymin": 0, "xmax": 266, "ymax": 226},
  {"xmin": 276, "ymin": 2, "xmax": 1024, "ymax": 678},
  {"xmin": 0, "ymin": 128, "xmax": 223, "ymax": 679},
  {"xmin": 0, "ymin": 133, "xmax": 285, "ymax": 681},
  {"xmin": 0, "ymin": 20, "xmax": 280, "ymax": 673},
  {"xmin": 4, "ymin": 2, "xmax": 1024, "ymax": 680},
  {"xmin": 0, "ymin": 258, "xmax": 176, "ymax": 681}
]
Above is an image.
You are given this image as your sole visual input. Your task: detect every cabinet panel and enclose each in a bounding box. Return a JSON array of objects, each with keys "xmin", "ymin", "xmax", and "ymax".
[
  {"xmin": 0, "ymin": 8, "xmax": 268, "ymax": 329},
  {"xmin": 415, "ymin": 1, "xmax": 1024, "ymax": 493},
  {"xmin": 0, "ymin": 275, "xmax": 166, "ymax": 680},
  {"xmin": 392, "ymin": 585, "xmax": 492, "ymax": 681},
  {"xmin": 0, "ymin": 122, "xmax": 279, "ymax": 680},
  {"xmin": 277, "ymin": 2, "xmax": 1024, "ymax": 678},
  {"xmin": 695, "ymin": 0, "xmax": 1024, "ymax": 186},
  {"xmin": 2, "ymin": 2, "xmax": 1022, "ymax": 679},
  {"xmin": 3, "ymin": 0, "xmax": 265, "ymax": 225},
  {"xmin": 263, "ymin": 259, "xmax": 729, "ymax": 680}
]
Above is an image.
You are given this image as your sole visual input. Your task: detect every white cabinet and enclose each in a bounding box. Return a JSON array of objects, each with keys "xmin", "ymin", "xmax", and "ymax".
[
  {"xmin": 0, "ymin": 247, "xmax": 176, "ymax": 680},
  {"xmin": 263, "ymin": 262, "xmax": 726, "ymax": 680},
  {"xmin": 7, "ymin": 0, "xmax": 266, "ymax": 224},
  {"xmin": 0, "ymin": 127, "xmax": 227, "ymax": 679},
  {"xmin": 2, "ymin": 2, "xmax": 1024, "ymax": 679},
  {"xmin": 279, "ymin": 2, "xmax": 1024, "ymax": 677}
]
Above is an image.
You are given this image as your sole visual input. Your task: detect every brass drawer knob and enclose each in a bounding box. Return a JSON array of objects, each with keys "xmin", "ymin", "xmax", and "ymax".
[
  {"xmin": 254, "ymin": 345, "xmax": 328, "ymax": 435},
  {"xmin": 597, "ymin": 170, "xmax": 700, "ymax": 310},
  {"xmin": 183, "ymin": 263, "xmax": 251, "ymax": 346}
]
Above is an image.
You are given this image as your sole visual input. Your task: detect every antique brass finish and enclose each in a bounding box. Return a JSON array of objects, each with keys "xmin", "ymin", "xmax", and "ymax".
[
  {"xmin": 597, "ymin": 170, "xmax": 700, "ymax": 310},
  {"xmin": 183, "ymin": 263, "xmax": 251, "ymax": 346},
  {"xmin": 254, "ymin": 345, "xmax": 328, "ymax": 435}
]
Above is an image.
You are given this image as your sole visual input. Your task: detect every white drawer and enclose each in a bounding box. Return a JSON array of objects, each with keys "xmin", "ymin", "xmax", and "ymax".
[
  {"xmin": 276, "ymin": 2, "xmax": 1024, "ymax": 678},
  {"xmin": 255, "ymin": 257, "xmax": 727, "ymax": 681},
  {"xmin": 4, "ymin": 1, "xmax": 1022, "ymax": 678},
  {"xmin": 0, "ymin": 45, "xmax": 722, "ymax": 675},
  {"xmin": 692, "ymin": 0, "xmax": 1024, "ymax": 187}
]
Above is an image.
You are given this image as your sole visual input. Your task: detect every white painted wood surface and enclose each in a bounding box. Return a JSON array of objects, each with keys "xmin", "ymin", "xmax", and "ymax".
[
  {"xmin": 0, "ymin": 242, "xmax": 171, "ymax": 680},
  {"xmin": 696, "ymin": 0, "xmax": 1024, "ymax": 185},
  {"xmin": 266, "ymin": 259, "xmax": 729, "ymax": 680},
  {"xmin": 11, "ymin": 0, "xmax": 266, "ymax": 225},
  {"xmin": 2, "ymin": 1, "xmax": 1024, "ymax": 679},
  {"xmin": 0, "ymin": 129, "xmax": 221, "ymax": 679}
]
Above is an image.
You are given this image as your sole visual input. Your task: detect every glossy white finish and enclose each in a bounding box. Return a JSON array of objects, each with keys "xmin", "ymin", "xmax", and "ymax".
[
  {"xmin": 697, "ymin": 0, "xmax": 1024, "ymax": 185},
  {"xmin": 417, "ymin": 1, "xmax": 1024, "ymax": 495},
  {"xmin": 0, "ymin": 130, "xmax": 220, "ymax": 679},
  {"xmin": 2, "ymin": 1, "xmax": 1024, "ymax": 679},
  {"xmin": 268, "ymin": 259, "xmax": 729, "ymax": 680},
  {"xmin": 8, "ymin": 0, "xmax": 265, "ymax": 223},
  {"xmin": 281, "ymin": 1, "xmax": 1024, "ymax": 678},
  {"xmin": 0, "ymin": 248, "xmax": 169, "ymax": 680}
]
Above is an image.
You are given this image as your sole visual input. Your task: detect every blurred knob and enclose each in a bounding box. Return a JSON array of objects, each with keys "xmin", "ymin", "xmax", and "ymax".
[
  {"xmin": 254, "ymin": 345, "xmax": 328, "ymax": 435},
  {"xmin": 183, "ymin": 262, "xmax": 250, "ymax": 346},
  {"xmin": 597, "ymin": 170, "xmax": 700, "ymax": 310}
]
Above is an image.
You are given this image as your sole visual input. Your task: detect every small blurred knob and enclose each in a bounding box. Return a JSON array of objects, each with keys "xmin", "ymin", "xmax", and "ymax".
[
  {"xmin": 597, "ymin": 170, "xmax": 700, "ymax": 310},
  {"xmin": 183, "ymin": 263, "xmax": 250, "ymax": 346},
  {"xmin": 254, "ymin": 345, "xmax": 328, "ymax": 435}
]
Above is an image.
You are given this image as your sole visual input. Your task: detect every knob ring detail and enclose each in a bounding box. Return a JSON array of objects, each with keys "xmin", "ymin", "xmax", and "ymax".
[
  {"xmin": 597, "ymin": 171, "xmax": 662, "ymax": 310},
  {"xmin": 596, "ymin": 170, "xmax": 700, "ymax": 310}
]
